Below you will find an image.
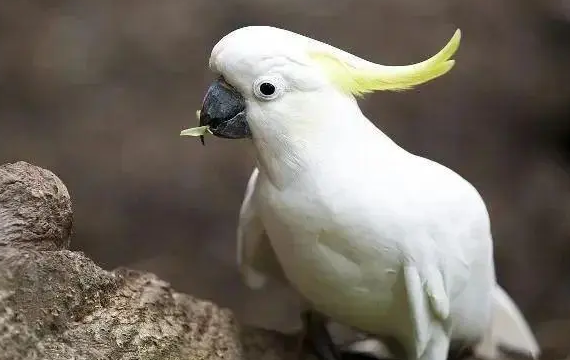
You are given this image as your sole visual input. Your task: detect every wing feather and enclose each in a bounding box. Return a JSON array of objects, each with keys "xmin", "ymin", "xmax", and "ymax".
[{"xmin": 237, "ymin": 167, "xmax": 287, "ymax": 288}]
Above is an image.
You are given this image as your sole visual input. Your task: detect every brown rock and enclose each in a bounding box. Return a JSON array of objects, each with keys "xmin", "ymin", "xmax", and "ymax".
[
  {"xmin": 0, "ymin": 161, "xmax": 304, "ymax": 360},
  {"xmin": 0, "ymin": 161, "xmax": 73, "ymax": 251}
]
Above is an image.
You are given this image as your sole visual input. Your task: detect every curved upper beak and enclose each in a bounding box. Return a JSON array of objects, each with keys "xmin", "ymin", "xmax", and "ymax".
[{"xmin": 198, "ymin": 77, "xmax": 250, "ymax": 144}]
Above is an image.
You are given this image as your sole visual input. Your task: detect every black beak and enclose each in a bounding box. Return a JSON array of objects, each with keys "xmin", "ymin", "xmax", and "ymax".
[{"xmin": 199, "ymin": 77, "xmax": 250, "ymax": 145}]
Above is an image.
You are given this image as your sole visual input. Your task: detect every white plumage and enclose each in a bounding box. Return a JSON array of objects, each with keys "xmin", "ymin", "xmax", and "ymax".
[{"xmin": 203, "ymin": 26, "xmax": 540, "ymax": 360}]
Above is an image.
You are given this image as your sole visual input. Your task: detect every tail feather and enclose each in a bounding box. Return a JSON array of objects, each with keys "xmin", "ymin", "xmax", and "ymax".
[{"xmin": 474, "ymin": 285, "xmax": 540, "ymax": 359}]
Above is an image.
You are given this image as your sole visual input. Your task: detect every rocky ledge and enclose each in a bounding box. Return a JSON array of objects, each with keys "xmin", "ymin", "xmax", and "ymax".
[{"xmin": 0, "ymin": 161, "xmax": 306, "ymax": 360}]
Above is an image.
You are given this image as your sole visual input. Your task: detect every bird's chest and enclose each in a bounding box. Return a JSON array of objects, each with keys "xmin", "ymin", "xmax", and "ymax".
[
  {"xmin": 256, "ymin": 182, "xmax": 336, "ymax": 279},
  {"xmin": 255, "ymin": 179, "xmax": 402, "ymax": 330}
]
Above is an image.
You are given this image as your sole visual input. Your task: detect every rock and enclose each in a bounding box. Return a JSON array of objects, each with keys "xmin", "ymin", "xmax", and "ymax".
[
  {"xmin": 0, "ymin": 161, "xmax": 73, "ymax": 251},
  {"xmin": 0, "ymin": 161, "xmax": 304, "ymax": 360}
]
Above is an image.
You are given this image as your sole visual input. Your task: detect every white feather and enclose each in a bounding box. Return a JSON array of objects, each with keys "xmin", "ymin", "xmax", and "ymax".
[
  {"xmin": 474, "ymin": 285, "xmax": 540, "ymax": 359},
  {"xmin": 236, "ymin": 167, "xmax": 268, "ymax": 289},
  {"xmin": 211, "ymin": 26, "xmax": 541, "ymax": 360}
]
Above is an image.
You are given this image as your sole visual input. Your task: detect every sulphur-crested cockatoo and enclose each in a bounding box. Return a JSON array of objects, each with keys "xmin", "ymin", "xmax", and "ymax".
[{"xmin": 181, "ymin": 26, "xmax": 540, "ymax": 360}]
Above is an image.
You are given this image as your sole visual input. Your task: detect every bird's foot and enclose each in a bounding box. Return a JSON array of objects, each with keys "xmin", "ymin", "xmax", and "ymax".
[
  {"xmin": 293, "ymin": 318, "xmax": 309, "ymax": 360},
  {"xmin": 296, "ymin": 311, "xmax": 398, "ymax": 360},
  {"xmin": 300, "ymin": 310, "xmax": 342, "ymax": 360}
]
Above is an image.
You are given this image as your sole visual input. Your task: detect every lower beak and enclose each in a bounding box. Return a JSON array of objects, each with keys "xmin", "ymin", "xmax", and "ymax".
[{"xmin": 199, "ymin": 77, "xmax": 250, "ymax": 144}]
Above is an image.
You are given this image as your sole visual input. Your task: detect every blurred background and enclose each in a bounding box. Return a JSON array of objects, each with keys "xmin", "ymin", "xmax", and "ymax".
[{"xmin": 1, "ymin": 0, "xmax": 569, "ymax": 357}]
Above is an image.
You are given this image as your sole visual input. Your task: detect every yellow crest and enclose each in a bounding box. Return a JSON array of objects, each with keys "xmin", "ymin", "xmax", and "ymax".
[{"xmin": 308, "ymin": 30, "xmax": 461, "ymax": 97}]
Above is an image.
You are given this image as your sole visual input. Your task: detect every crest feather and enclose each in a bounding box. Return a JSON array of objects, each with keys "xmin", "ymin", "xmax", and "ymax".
[{"xmin": 308, "ymin": 29, "xmax": 461, "ymax": 97}]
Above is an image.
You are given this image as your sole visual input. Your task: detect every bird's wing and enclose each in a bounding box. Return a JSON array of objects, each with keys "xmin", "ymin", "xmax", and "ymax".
[
  {"xmin": 237, "ymin": 167, "xmax": 288, "ymax": 289},
  {"xmin": 474, "ymin": 284, "xmax": 540, "ymax": 359},
  {"xmin": 340, "ymin": 265, "xmax": 450, "ymax": 360},
  {"xmin": 402, "ymin": 264, "xmax": 451, "ymax": 359}
]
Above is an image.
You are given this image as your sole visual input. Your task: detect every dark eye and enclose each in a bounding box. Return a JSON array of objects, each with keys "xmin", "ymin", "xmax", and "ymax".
[
  {"xmin": 253, "ymin": 76, "xmax": 284, "ymax": 100},
  {"xmin": 259, "ymin": 82, "xmax": 275, "ymax": 96}
]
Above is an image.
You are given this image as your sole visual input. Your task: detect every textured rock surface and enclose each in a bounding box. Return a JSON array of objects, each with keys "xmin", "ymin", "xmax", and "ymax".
[
  {"xmin": 0, "ymin": 161, "xmax": 303, "ymax": 360},
  {"xmin": 0, "ymin": 162, "xmax": 73, "ymax": 250}
]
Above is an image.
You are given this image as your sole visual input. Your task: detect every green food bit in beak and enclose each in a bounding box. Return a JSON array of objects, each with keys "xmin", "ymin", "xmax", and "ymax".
[
  {"xmin": 180, "ymin": 110, "xmax": 209, "ymax": 145},
  {"xmin": 180, "ymin": 126, "xmax": 211, "ymax": 137}
]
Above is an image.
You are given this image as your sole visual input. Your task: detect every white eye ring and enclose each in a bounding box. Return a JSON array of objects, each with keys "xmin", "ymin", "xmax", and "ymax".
[{"xmin": 253, "ymin": 75, "xmax": 285, "ymax": 101}]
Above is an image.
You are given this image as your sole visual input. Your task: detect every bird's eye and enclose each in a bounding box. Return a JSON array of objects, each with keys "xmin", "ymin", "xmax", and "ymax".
[
  {"xmin": 253, "ymin": 76, "xmax": 284, "ymax": 101},
  {"xmin": 259, "ymin": 82, "xmax": 275, "ymax": 96}
]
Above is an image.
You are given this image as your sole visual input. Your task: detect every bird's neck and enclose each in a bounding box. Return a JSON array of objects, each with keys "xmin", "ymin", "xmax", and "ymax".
[
  {"xmin": 250, "ymin": 131, "xmax": 310, "ymax": 189},
  {"xmin": 247, "ymin": 94, "xmax": 385, "ymax": 189}
]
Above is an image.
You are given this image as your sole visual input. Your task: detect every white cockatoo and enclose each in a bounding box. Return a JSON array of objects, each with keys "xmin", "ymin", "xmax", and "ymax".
[{"xmin": 181, "ymin": 26, "xmax": 540, "ymax": 360}]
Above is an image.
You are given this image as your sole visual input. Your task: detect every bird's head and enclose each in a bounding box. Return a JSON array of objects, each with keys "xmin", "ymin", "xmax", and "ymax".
[{"xmin": 181, "ymin": 26, "xmax": 461, "ymax": 144}]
